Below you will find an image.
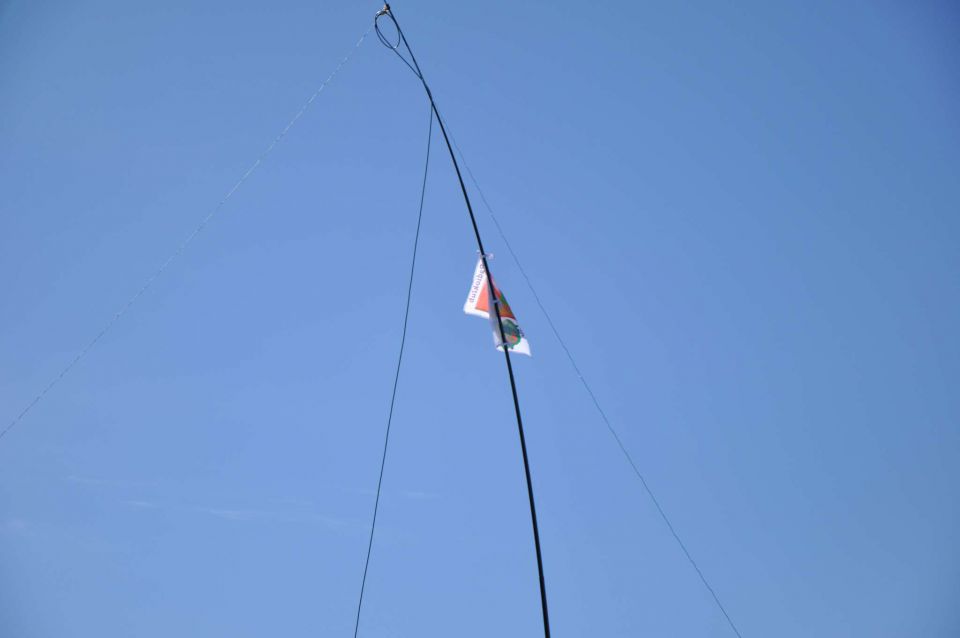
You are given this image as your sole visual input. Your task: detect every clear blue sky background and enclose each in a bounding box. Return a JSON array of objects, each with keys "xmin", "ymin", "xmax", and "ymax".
[{"xmin": 1, "ymin": 1, "xmax": 958, "ymax": 636}]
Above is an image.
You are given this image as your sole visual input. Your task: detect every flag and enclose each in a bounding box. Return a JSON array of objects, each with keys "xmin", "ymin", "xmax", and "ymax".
[{"xmin": 463, "ymin": 257, "xmax": 531, "ymax": 356}]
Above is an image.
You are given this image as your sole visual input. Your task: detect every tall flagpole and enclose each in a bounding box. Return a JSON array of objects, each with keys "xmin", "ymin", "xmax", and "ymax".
[{"xmin": 374, "ymin": 6, "xmax": 551, "ymax": 637}]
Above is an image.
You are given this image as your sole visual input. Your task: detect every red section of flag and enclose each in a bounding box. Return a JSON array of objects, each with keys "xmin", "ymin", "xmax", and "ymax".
[{"xmin": 475, "ymin": 278, "xmax": 516, "ymax": 320}]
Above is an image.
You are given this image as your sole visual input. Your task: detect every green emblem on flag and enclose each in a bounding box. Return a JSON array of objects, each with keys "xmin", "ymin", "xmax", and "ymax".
[{"xmin": 501, "ymin": 318, "xmax": 522, "ymax": 348}]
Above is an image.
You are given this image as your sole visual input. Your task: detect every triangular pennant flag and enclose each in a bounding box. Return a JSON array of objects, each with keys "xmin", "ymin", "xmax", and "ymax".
[{"xmin": 463, "ymin": 257, "xmax": 531, "ymax": 356}]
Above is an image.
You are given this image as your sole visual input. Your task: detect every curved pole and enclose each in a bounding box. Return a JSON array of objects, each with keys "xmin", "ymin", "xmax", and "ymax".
[{"xmin": 375, "ymin": 6, "xmax": 551, "ymax": 637}]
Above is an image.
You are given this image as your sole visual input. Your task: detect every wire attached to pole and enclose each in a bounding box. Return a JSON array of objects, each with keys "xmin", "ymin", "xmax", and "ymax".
[
  {"xmin": 352, "ymin": 106, "xmax": 434, "ymax": 638},
  {"xmin": 447, "ymin": 124, "xmax": 746, "ymax": 638},
  {"xmin": 0, "ymin": 25, "xmax": 372, "ymax": 445}
]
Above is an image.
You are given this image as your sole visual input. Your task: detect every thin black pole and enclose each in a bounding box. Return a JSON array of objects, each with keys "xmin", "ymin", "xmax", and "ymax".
[{"xmin": 376, "ymin": 6, "xmax": 551, "ymax": 637}]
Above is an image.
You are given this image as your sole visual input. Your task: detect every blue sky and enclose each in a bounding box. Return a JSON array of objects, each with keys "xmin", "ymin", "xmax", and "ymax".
[{"xmin": 2, "ymin": 1, "xmax": 958, "ymax": 636}]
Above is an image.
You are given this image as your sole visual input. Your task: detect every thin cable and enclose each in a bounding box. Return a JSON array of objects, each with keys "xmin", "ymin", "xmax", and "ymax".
[
  {"xmin": 352, "ymin": 106, "xmax": 433, "ymax": 638},
  {"xmin": 0, "ymin": 26, "xmax": 372, "ymax": 444},
  {"xmin": 449, "ymin": 137, "xmax": 745, "ymax": 638}
]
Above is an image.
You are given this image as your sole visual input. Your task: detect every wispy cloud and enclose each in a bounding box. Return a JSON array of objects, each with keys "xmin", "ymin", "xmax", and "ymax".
[
  {"xmin": 194, "ymin": 507, "xmax": 275, "ymax": 522},
  {"xmin": 72, "ymin": 475, "xmax": 365, "ymax": 533},
  {"xmin": 402, "ymin": 490, "xmax": 440, "ymax": 500},
  {"xmin": 192, "ymin": 506, "xmax": 358, "ymax": 530},
  {"xmin": 125, "ymin": 500, "xmax": 160, "ymax": 509},
  {"xmin": 122, "ymin": 500, "xmax": 358, "ymax": 532},
  {"xmin": 67, "ymin": 474, "xmax": 157, "ymax": 488},
  {"xmin": 339, "ymin": 486, "xmax": 376, "ymax": 497},
  {"xmin": 2, "ymin": 518, "xmax": 28, "ymax": 534}
]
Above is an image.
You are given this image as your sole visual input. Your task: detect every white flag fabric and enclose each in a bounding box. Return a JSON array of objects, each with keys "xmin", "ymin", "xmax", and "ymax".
[{"xmin": 463, "ymin": 258, "xmax": 531, "ymax": 356}]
